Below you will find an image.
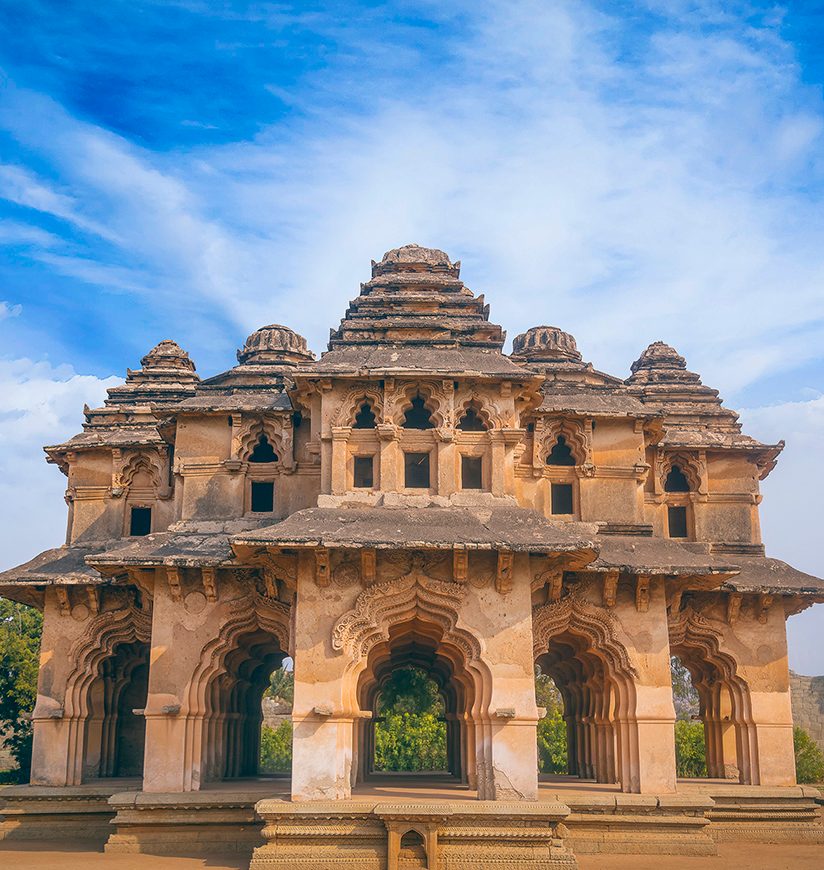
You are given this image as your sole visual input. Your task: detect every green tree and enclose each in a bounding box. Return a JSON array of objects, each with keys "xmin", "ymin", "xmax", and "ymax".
[
  {"xmin": 266, "ymin": 665, "xmax": 294, "ymax": 705},
  {"xmin": 535, "ymin": 669, "xmax": 567, "ymax": 774},
  {"xmin": 674, "ymin": 720, "xmax": 707, "ymax": 778},
  {"xmin": 374, "ymin": 667, "xmax": 447, "ymax": 772},
  {"xmin": 259, "ymin": 721, "xmax": 293, "ymax": 772},
  {"xmin": 671, "ymin": 656, "xmax": 700, "ymax": 721},
  {"xmin": 794, "ymin": 726, "xmax": 824, "ymax": 784},
  {"xmin": 0, "ymin": 600, "xmax": 42, "ymax": 780}
]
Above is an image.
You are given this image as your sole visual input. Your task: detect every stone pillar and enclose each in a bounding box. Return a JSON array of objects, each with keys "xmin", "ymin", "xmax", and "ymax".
[
  {"xmin": 290, "ymin": 551, "xmax": 355, "ymax": 800},
  {"xmin": 377, "ymin": 425, "xmax": 400, "ymax": 492},
  {"xmin": 489, "ymin": 432, "xmax": 506, "ymax": 496},
  {"xmin": 30, "ymin": 589, "xmax": 86, "ymax": 786},
  {"xmin": 436, "ymin": 433, "xmax": 457, "ymax": 496},
  {"xmin": 473, "ymin": 554, "xmax": 540, "ymax": 800},
  {"xmin": 330, "ymin": 427, "xmax": 349, "ymax": 495},
  {"xmin": 618, "ymin": 576, "xmax": 677, "ymax": 794}
]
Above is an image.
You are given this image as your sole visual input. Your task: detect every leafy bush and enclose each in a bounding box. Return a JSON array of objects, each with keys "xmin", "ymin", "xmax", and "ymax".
[
  {"xmin": 0, "ymin": 600, "xmax": 42, "ymax": 778},
  {"xmin": 259, "ymin": 721, "xmax": 292, "ymax": 772},
  {"xmin": 794, "ymin": 726, "xmax": 824, "ymax": 784},
  {"xmin": 375, "ymin": 711, "xmax": 448, "ymax": 771},
  {"xmin": 537, "ymin": 706, "xmax": 567, "ymax": 774},
  {"xmin": 674, "ymin": 720, "xmax": 707, "ymax": 778}
]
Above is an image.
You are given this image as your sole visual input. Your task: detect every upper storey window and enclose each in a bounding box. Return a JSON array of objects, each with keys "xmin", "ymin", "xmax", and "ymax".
[
  {"xmin": 353, "ymin": 401, "xmax": 377, "ymax": 429},
  {"xmin": 249, "ymin": 434, "xmax": 278, "ymax": 463},
  {"xmin": 403, "ymin": 394, "xmax": 435, "ymax": 430},
  {"xmin": 546, "ymin": 435, "xmax": 576, "ymax": 467},
  {"xmin": 457, "ymin": 405, "xmax": 488, "ymax": 431},
  {"xmin": 130, "ymin": 506, "xmax": 152, "ymax": 536},
  {"xmin": 665, "ymin": 465, "xmax": 691, "ymax": 492}
]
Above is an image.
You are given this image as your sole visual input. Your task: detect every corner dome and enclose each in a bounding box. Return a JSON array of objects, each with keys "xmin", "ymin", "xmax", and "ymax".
[
  {"xmin": 237, "ymin": 324, "xmax": 315, "ymax": 365},
  {"xmin": 511, "ymin": 326, "xmax": 582, "ymax": 363},
  {"xmin": 140, "ymin": 339, "xmax": 196, "ymax": 373}
]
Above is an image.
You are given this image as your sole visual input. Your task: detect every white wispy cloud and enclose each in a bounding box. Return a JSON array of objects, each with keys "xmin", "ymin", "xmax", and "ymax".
[
  {"xmin": 0, "ymin": 0, "xmax": 823, "ymax": 667},
  {"xmin": 0, "ymin": 300, "xmax": 22, "ymax": 319},
  {"xmin": 0, "ymin": 359, "xmax": 119, "ymax": 568},
  {"xmin": 741, "ymin": 395, "xmax": 824, "ymax": 674}
]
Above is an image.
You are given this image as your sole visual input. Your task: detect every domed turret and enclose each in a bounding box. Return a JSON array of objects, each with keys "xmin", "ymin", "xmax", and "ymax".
[
  {"xmin": 372, "ymin": 244, "xmax": 458, "ymax": 277},
  {"xmin": 140, "ymin": 339, "xmax": 197, "ymax": 373},
  {"xmin": 628, "ymin": 341, "xmax": 689, "ymax": 382},
  {"xmin": 511, "ymin": 326, "xmax": 582, "ymax": 363},
  {"xmin": 237, "ymin": 324, "xmax": 315, "ymax": 366}
]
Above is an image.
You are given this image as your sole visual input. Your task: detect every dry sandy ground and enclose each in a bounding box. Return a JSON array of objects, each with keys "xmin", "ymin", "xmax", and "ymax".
[{"xmin": 0, "ymin": 842, "xmax": 823, "ymax": 869}]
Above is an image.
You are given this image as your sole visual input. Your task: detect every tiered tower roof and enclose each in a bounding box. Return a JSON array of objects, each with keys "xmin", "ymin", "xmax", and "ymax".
[{"xmin": 313, "ymin": 244, "xmax": 526, "ymax": 377}]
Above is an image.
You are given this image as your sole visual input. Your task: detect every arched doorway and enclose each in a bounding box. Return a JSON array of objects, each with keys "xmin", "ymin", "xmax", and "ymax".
[
  {"xmin": 533, "ymin": 595, "xmax": 640, "ymax": 791},
  {"xmin": 353, "ymin": 619, "xmax": 480, "ymax": 790},
  {"xmin": 201, "ymin": 627, "xmax": 288, "ymax": 782},
  {"xmin": 83, "ymin": 640, "xmax": 150, "ymax": 780},
  {"xmin": 669, "ymin": 607, "xmax": 757, "ymax": 784}
]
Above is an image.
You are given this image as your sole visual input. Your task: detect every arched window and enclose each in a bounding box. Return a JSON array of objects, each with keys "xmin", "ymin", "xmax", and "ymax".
[
  {"xmin": 665, "ymin": 464, "xmax": 691, "ymax": 493},
  {"xmin": 456, "ymin": 406, "xmax": 487, "ymax": 431},
  {"xmin": 249, "ymin": 434, "xmax": 278, "ymax": 463},
  {"xmin": 402, "ymin": 394, "xmax": 435, "ymax": 430},
  {"xmin": 546, "ymin": 435, "xmax": 575, "ymax": 466},
  {"xmin": 353, "ymin": 401, "xmax": 377, "ymax": 429}
]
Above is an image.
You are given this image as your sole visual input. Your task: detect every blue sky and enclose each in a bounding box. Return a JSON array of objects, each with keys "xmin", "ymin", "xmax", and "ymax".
[{"xmin": 1, "ymin": 1, "xmax": 824, "ymax": 670}]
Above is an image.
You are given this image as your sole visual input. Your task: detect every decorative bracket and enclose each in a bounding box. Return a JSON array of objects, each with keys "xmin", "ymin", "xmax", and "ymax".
[
  {"xmin": 496, "ymin": 550, "xmax": 514, "ymax": 594},
  {"xmin": 360, "ymin": 549, "xmax": 376, "ymax": 585},
  {"xmin": 315, "ymin": 548, "xmax": 331, "ymax": 587},
  {"xmin": 602, "ymin": 571, "xmax": 618, "ymax": 608},
  {"xmin": 55, "ymin": 586, "xmax": 70, "ymax": 616},
  {"xmin": 86, "ymin": 586, "xmax": 100, "ymax": 616},
  {"xmin": 757, "ymin": 593, "xmax": 773, "ymax": 624},
  {"xmin": 202, "ymin": 567, "xmax": 218, "ymax": 603},
  {"xmin": 635, "ymin": 575, "xmax": 650, "ymax": 613},
  {"xmin": 453, "ymin": 548, "xmax": 468, "ymax": 583},
  {"xmin": 547, "ymin": 571, "xmax": 563, "ymax": 603},
  {"xmin": 166, "ymin": 566, "xmax": 183, "ymax": 602},
  {"xmin": 727, "ymin": 592, "xmax": 742, "ymax": 625}
]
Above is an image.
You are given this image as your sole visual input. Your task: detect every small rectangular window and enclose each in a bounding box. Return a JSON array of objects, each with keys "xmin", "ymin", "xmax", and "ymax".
[
  {"xmin": 668, "ymin": 505, "xmax": 688, "ymax": 538},
  {"xmin": 354, "ymin": 455, "xmax": 374, "ymax": 489},
  {"xmin": 461, "ymin": 455, "xmax": 483, "ymax": 490},
  {"xmin": 130, "ymin": 506, "xmax": 152, "ymax": 536},
  {"xmin": 404, "ymin": 452, "xmax": 430, "ymax": 489},
  {"xmin": 251, "ymin": 481, "xmax": 275, "ymax": 513},
  {"xmin": 551, "ymin": 483, "xmax": 574, "ymax": 515}
]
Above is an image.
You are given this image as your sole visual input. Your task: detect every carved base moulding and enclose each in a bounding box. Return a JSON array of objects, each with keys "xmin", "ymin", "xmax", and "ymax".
[{"xmin": 250, "ymin": 800, "xmax": 578, "ymax": 870}]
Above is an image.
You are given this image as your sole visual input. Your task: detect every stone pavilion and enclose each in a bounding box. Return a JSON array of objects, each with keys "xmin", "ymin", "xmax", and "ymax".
[{"xmin": 1, "ymin": 245, "xmax": 822, "ymax": 867}]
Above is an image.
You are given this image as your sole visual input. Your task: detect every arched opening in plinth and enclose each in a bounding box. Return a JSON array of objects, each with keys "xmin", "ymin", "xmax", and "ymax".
[
  {"xmin": 200, "ymin": 627, "xmax": 289, "ymax": 783},
  {"xmin": 669, "ymin": 646, "xmax": 755, "ymax": 784},
  {"xmin": 83, "ymin": 640, "xmax": 150, "ymax": 780},
  {"xmin": 354, "ymin": 618, "xmax": 478, "ymax": 790}
]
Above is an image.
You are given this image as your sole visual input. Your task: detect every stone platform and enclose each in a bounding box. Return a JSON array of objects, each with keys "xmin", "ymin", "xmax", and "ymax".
[
  {"xmin": 0, "ymin": 780, "xmax": 137, "ymax": 842},
  {"xmin": 3, "ymin": 777, "xmax": 823, "ymax": 865},
  {"xmin": 680, "ymin": 782, "xmax": 824, "ymax": 844},
  {"xmin": 250, "ymin": 799, "xmax": 577, "ymax": 869}
]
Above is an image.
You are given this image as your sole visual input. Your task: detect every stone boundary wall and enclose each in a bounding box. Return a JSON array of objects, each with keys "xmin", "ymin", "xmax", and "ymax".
[{"xmin": 790, "ymin": 671, "xmax": 824, "ymax": 750}]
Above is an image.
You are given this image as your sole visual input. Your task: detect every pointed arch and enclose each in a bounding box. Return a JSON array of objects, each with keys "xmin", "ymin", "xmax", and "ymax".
[
  {"xmin": 541, "ymin": 418, "xmax": 590, "ymax": 467},
  {"xmin": 334, "ymin": 387, "xmax": 384, "ymax": 427},
  {"xmin": 237, "ymin": 419, "xmax": 287, "ymax": 464}
]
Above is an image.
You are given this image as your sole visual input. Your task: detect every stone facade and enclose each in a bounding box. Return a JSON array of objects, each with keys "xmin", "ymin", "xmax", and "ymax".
[
  {"xmin": 790, "ymin": 671, "xmax": 824, "ymax": 751},
  {"xmin": 1, "ymin": 244, "xmax": 823, "ymax": 864}
]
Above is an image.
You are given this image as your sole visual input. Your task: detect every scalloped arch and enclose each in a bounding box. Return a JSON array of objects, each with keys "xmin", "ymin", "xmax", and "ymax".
[
  {"xmin": 542, "ymin": 419, "xmax": 590, "ymax": 466},
  {"xmin": 334, "ymin": 386, "xmax": 384, "ymax": 427}
]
